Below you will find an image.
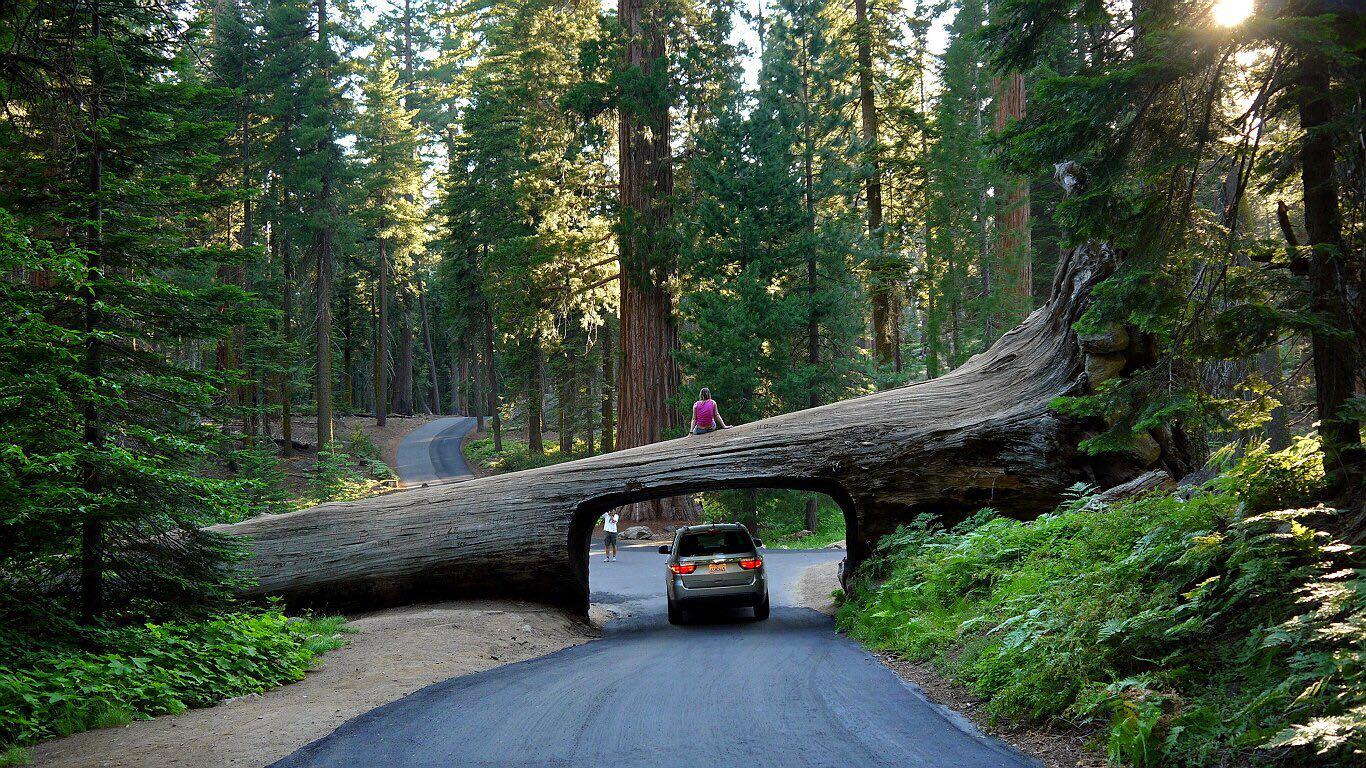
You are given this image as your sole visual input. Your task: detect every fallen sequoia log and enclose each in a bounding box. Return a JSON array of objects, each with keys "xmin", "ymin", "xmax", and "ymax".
[{"xmin": 215, "ymin": 243, "xmax": 1190, "ymax": 614}]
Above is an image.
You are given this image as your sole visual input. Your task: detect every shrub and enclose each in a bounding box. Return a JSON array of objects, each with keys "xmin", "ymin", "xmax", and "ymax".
[
  {"xmin": 465, "ymin": 437, "xmax": 582, "ymax": 472},
  {"xmin": 0, "ymin": 610, "xmax": 350, "ymax": 750},
  {"xmin": 307, "ymin": 443, "xmax": 391, "ymax": 504},
  {"xmin": 699, "ymin": 489, "xmax": 847, "ymax": 548},
  {"xmin": 837, "ymin": 440, "xmax": 1361, "ymax": 766}
]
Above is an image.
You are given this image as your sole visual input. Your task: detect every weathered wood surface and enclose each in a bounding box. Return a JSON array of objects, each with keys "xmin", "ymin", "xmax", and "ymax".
[{"xmin": 215, "ymin": 244, "xmax": 1180, "ymax": 613}]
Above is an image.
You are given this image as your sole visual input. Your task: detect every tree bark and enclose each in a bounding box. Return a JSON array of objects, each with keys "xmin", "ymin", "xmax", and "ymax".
[
  {"xmin": 375, "ymin": 238, "xmax": 389, "ymax": 427},
  {"xmin": 313, "ymin": 0, "xmax": 335, "ymax": 450},
  {"xmin": 395, "ymin": 323, "xmax": 414, "ymax": 416},
  {"xmin": 342, "ymin": 284, "xmax": 353, "ymax": 412},
  {"xmin": 854, "ymin": 0, "xmax": 893, "ymax": 366},
  {"xmin": 993, "ymin": 71, "xmax": 1031, "ymax": 323},
  {"xmin": 1297, "ymin": 47, "xmax": 1361, "ymax": 494},
  {"xmin": 80, "ymin": 0, "xmax": 105, "ymax": 622},
  {"xmin": 417, "ymin": 263, "xmax": 440, "ymax": 414},
  {"xmin": 600, "ymin": 315, "xmax": 615, "ymax": 453},
  {"xmin": 527, "ymin": 337, "xmax": 544, "ymax": 455},
  {"xmin": 280, "ymin": 213, "xmax": 294, "ymax": 457},
  {"xmin": 484, "ymin": 297, "xmax": 502, "ymax": 451},
  {"xmin": 802, "ymin": 24, "xmax": 820, "ymax": 414},
  {"xmin": 217, "ymin": 244, "xmax": 1171, "ymax": 615},
  {"xmin": 450, "ymin": 345, "xmax": 463, "ymax": 416},
  {"xmin": 559, "ymin": 345, "xmax": 574, "ymax": 455},
  {"xmin": 616, "ymin": 0, "xmax": 685, "ymax": 520},
  {"xmin": 740, "ymin": 489, "xmax": 759, "ymax": 533}
]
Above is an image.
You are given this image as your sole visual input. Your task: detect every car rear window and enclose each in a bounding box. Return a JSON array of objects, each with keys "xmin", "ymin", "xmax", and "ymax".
[{"xmin": 677, "ymin": 530, "xmax": 753, "ymax": 557}]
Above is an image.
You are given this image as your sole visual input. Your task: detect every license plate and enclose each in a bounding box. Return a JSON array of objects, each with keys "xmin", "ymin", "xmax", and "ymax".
[{"xmin": 708, "ymin": 562, "xmax": 727, "ymax": 573}]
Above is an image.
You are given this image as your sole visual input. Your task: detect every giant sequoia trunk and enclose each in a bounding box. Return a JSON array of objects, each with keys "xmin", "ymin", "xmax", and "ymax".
[
  {"xmin": 993, "ymin": 71, "xmax": 1031, "ymax": 323},
  {"xmin": 217, "ymin": 244, "xmax": 1182, "ymax": 615},
  {"xmin": 616, "ymin": 0, "xmax": 686, "ymax": 520}
]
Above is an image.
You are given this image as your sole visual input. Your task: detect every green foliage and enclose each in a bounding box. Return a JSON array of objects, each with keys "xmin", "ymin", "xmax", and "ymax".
[
  {"xmin": 677, "ymin": 0, "xmax": 868, "ymax": 433},
  {"xmin": 344, "ymin": 427, "xmax": 384, "ymax": 465},
  {"xmin": 838, "ymin": 443, "xmax": 1361, "ymax": 766},
  {"xmin": 699, "ymin": 489, "xmax": 846, "ymax": 549},
  {"xmin": 0, "ymin": 0, "xmax": 279, "ymax": 625},
  {"xmin": 465, "ymin": 436, "xmax": 584, "ymax": 473},
  {"xmin": 0, "ymin": 610, "xmax": 350, "ymax": 750},
  {"xmin": 0, "ymin": 746, "xmax": 30, "ymax": 767},
  {"xmin": 306, "ymin": 443, "xmax": 391, "ymax": 505},
  {"xmin": 1212, "ymin": 436, "xmax": 1325, "ymax": 515},
  {"xmin": 228, "ymin": 444, "xmax": 292, "ymax": 520}
]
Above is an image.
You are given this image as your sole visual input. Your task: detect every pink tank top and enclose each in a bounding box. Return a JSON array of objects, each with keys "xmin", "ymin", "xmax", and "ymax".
[{"xmin": 693, "ymin": 399, "xmax": 717, "ymax": 428}]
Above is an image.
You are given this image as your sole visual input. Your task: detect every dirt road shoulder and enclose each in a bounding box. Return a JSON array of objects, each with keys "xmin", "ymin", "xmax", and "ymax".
[{"xmin": 32, "ymin": 602, "xmax": 597, "ymax": 768}]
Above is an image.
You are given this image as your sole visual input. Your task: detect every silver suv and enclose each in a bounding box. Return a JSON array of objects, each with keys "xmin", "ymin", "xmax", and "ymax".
[{"xmin": 659, "ymin": 523, "xmax": 769, "ymax": 624}]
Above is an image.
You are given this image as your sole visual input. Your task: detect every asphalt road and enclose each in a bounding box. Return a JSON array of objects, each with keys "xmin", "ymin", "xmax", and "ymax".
[
  {"xmin": 391, "ymin": 416, "xmax": 478, "ymax": 486},
  {"xmin": 273, "ymin": 430, "xmax": 1036, "ymax": 768}
]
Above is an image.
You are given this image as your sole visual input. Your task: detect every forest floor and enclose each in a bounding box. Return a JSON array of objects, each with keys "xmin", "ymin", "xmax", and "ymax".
[
  {"xmin": 31, "ymin": 601, "xmax": 603, "ymax": 768},
  {"xmin": 797, "ymin": 561, "xmax": 1106, "ymax": 768}
]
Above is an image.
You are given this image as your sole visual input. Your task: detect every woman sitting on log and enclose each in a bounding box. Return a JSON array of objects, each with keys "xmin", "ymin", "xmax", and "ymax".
[{"xmin": 690, "ymin": 388, "xmax": 729, "ymax": 436}]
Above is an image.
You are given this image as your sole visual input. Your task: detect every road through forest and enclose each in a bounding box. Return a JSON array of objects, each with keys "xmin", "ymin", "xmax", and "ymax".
[{"xmin": 271, "ymin": 426, "xmax": 1036, "ymax": 768}]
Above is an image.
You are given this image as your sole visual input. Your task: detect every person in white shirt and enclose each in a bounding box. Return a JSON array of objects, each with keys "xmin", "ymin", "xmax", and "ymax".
[{"xmin": 600, "ymin": 511, "xmax": 620, "ymax": 562}]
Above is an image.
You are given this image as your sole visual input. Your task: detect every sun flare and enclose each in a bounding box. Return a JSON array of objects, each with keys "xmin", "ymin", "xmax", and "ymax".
[{"xmin": 1212, "ymin": 0, "xmax": 1255, "ymax": 26}]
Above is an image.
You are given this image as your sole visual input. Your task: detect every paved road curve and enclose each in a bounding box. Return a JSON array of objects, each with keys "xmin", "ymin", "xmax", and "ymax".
[
  {"xmin": 391, "ymin": 416, "xmax": 478, "ymax": 486},
  {"xmin": 273, "ymin": 428, "xmax": 1036, "ymax": 768}
]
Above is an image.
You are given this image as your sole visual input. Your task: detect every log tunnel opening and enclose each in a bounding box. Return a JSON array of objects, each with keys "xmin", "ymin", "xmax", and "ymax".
[{"xmin": 568, "ymin": 478, "xmax": 866, "ymax": 615}]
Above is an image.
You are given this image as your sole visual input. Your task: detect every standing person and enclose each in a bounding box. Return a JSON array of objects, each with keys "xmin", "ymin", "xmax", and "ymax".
[
  {"xmin": 689, "ymin": 387, "xmax": 729, "ymax": 435},
  {"xmin": 600, "ymin": 510, "xmax": 620, "ymax": 562}
]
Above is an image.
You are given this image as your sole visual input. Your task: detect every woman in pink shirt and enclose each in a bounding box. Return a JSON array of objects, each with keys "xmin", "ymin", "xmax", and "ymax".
[{"xmin": 690, "ymin": 387, "xmax": 729, "ymax": 435}]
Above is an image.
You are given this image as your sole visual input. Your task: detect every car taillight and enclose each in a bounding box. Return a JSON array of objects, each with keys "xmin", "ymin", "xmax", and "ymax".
[
  {"xmin": 669, "ymin": 563, "xmax": 696, "ymax": 574},
  {"xmin": 739, "ymin": 558, "xmax": 763, "ymax": 570}
]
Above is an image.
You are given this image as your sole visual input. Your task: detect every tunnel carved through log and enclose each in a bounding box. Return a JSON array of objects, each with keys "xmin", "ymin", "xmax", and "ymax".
[{"xmin": 214, "ymin": 243, "xmax": 1182, "ymax": 614}]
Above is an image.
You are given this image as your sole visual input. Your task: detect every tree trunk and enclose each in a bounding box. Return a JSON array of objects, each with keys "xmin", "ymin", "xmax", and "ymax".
[
  {"xmin": 740, "ymin": 489, "xmax": 759, "ymax": 533},
  {"xmin": 600, "ymin": 315, "xmax": 615, "ymax": 453},
  {"xmin": 559, "ymin": 348, "xmax": 573, "ymax": 455},
  {"xmin": 313, "ymin": 0, "xmax": 334, "ymax": 450},
  {"xmin": 617, "ymin": 0, "xmax": 685, "ymax": 520},
  {"xmin": 396, "ymin": 323, "xmax": 414, "ymax": 416},
  {"xmin": 473, "ymin": 345, "xmax": 486, "ymax": 430},
  {"xmin": 804, "ymin": 496, "xmax": 819, "ymax": 532},
  {"xmin": 993, "ymin": 71, "xmax": 1031, "ymax": 323},
  {"xmin": 484, "ymin": 299, "xmax": 502, "ymax": 451},
  {"xmin": 1297, "ymin": 48, "xmax": 1361, "ymax": 495},
  {"xmin": 218, "ymin": 244, "xmax": 1172, "ymax": 615},
  {"xmin": 417, "ymin": 265, "xmax": 440, "ymax": 414},
  {"xmin": 528, "ymin": 338, "xmax": 544, "ymax": 455},
  {"xmin": 451, "ymin": 346, "xmax": 463, "ymax": 416},
  {"xmin": 855, "ymin": 0, "xmax": 893, "ymax": 367},
  {"xmin": 803, "ymin": 28, "xmax": 820, "ymax": 413},
  {"xmin": 238, "ymin": 54, "xmax": 256, "ymax": 435},
  {"xmin": 342, "ymin": 279, "xmax": 354, "ymax": 412},
  {"xmin": 375, "ymin": 238, "xmax": 389, "ymax": 427},
  {"xmin": 280, "ymin": 221, "xmax": 294, "ymax": 457},
  {"xmin": 80, "ymin": 0, "xmax": 106, "ymax": 622}
]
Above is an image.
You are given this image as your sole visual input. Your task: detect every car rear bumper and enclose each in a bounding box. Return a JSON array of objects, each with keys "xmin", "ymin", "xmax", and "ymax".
[{"xmin": 668, "ymin": 574, "xmax": 767, "ymax": 607}]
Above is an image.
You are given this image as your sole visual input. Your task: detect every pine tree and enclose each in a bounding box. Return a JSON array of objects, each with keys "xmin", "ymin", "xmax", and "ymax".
[
  {"xmin": 0, "ymin": 0, "xmax": 254, "ymax": 622},
  {"xmin": 355, "ymin": 36, "xmax": 426, "ymax": 428}
]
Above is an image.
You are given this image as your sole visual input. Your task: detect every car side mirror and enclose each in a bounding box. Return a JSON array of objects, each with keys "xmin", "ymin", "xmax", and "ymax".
[
  {"xmin": 658, "ymin": 545, "xmax": 671, "ymax": 555},
  {"xmin": 753, "ymin": 539, "xmax": 763, "ymax": 548}
]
